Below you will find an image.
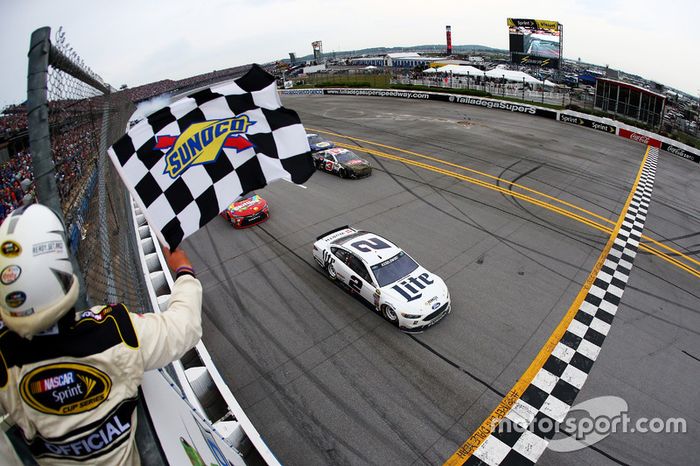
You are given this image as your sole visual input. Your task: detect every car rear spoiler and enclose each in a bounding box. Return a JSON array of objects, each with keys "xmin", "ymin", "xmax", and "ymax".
[{"xmin": 316, "ymin": 225, "xmax": 351, "ymax": 241}]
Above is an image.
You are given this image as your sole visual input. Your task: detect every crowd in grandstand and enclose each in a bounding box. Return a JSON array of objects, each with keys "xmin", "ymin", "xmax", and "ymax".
[
  {"xmin": 52, "ymin": 123, "xmax": 98, "ymax": 203},
  {"xmin": 0, "ymin": 151, "xmax": 33, "ymax": 223},
  {"xmin": 116, "ymin": 64, "xmax": 252, "ymax": 103},
  {"xmin": 0, "ymin": 62, "xmax": 262, "ymax": 223},
  {"xmin": 0, "ymin": 106, "xmax": 28, "ymax": 139},
  {"xmin": 0, "ymin": 110, "xmax": 101, "ymax": 223}
]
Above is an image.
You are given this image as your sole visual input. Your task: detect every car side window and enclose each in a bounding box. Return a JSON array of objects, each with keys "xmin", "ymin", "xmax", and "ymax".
[
  {"xmin": 331, "ymin": 247, "xmax": 347, "ymax": 262},
  {"xmin": 347, "ymin": 253, "xmax": 372, "ymax": 284}
]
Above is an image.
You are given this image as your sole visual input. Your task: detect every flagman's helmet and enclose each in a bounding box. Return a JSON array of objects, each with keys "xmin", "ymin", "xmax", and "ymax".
[{"xmin": 0, "ymin": 204, "xmax": 79, "ymax": 338}]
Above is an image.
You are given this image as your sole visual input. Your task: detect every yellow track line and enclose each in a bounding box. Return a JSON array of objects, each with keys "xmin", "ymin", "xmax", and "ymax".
[
  {"xmin": 311, "ymin": 127, "xmax": 615, "ymax": 225},
  {"xmin": 310, "ymin": 128, "xmax": 700, "ymax": 278},
  {"xmin": 445, "ymin": 145, "xmax": 651, "ymax": 465},
  {"xmin": 352, "ymin": 145, "xmax": 611, "ymax": 233},
  {"xmin": 344, "ymin": 143, "xmax": 700, "ymax": 281},
  {"xmin": 337, "ymin": 143, "xmax": 700, "ymax": 280},
  {"xmin": 641, "ymin": 235, "xmax": 700, "ymax": 270},
  {"xmin": 639, "ymin": 244, "xmax": 700, "ymax": 279}
]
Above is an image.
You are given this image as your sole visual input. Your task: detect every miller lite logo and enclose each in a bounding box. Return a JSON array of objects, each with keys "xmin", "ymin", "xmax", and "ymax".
[
  {"xmin": 154, "ymin": 116, "xmax": 256, "ymax": 178},
  {"xmin": 391, "ymin": 272, "xmax": 434, "ymax": 302}
]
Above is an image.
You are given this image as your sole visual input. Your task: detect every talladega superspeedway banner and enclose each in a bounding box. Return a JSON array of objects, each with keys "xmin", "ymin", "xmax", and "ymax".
[{"xmin": 283, "ymin": 88, "xmax": 557, "ymax": 119}]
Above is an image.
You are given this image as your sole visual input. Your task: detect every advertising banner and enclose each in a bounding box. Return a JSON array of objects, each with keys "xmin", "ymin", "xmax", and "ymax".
[
  {"xmin": 322, "ymin": 89, "xmax": 430, "ymax": 100},
  {"xmin": 508, "ymin": 18, "xmax": 561, "ymax": 69},
  {"xmin": 559, "ymin": 114, "xmax": 616, "ymax": 134},
  {"xmin": 508, "ymin": 18, "xmax": 559, "ymax": 32},
  {"xmin": 297, "ymin": 89, "xmax": 557, "ymax": 119},
  {"xmin": 660, "ymin": 142, "xmax": 700, "ymax": 163},
  {"xmin": 619, "ymin": 128, "xmax": 661, "ymax": 148},
  {"xmin": 445, "ymin": 94, "xmax": 557, "ymax": 119},
  {"xmin": 511, "ymin": 53, "xmax": 560, "ymax": 69},
  {"xmin": 280, "ymin": 89, "xmax": 324, "ymax": 95}
]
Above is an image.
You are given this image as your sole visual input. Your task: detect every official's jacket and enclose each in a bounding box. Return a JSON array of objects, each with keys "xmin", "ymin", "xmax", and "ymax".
[{"xmin": 0, "ymin": 274, "xmax": 202, "ymax": 465}]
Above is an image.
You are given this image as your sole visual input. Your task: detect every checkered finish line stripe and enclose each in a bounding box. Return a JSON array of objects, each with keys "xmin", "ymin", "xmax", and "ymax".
[{"xmin": 458, "ymin": 147, "xmax": 659, "ymax": 466}]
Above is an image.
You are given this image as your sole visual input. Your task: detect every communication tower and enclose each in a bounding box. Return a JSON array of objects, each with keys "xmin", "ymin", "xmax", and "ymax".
[{"xmin": 311, "ymin": 41, "xmax": 323, "ymax": 63}]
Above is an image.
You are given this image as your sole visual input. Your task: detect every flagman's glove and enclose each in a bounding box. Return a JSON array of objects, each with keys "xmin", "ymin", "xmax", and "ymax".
[{"xmin": 163, "ymin": 247, "xmax": 196, "ymax": 278}]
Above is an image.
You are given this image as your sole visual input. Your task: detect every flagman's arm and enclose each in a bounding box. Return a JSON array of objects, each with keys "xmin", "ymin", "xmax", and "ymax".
[{"xmin": 130, "ymin": 248, "xmax": 203, "ymax": 371}]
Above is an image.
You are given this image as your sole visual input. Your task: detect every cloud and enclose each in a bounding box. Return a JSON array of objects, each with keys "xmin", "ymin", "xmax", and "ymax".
[{"xmin": 1, "ymin": 0, "xmax": 698, "ymax": 106}]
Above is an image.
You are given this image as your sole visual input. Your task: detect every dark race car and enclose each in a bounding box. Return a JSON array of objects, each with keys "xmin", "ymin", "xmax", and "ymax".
[
  {"xmin": 312, "ymin": 148, "xmax": 372, "ymax": 179},
  {"xmin": 306, "ymin": 133, "xmax": 336, "ymax": 153},
  {"xmin": 220, "ymin": 194, "xmax": 269, "ymax": 228}
]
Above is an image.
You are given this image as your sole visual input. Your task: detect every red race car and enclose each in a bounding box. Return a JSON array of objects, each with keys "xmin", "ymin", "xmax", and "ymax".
[{"xmin": 220, "ymin": 194, "xmax": 270, "ymax": 228}]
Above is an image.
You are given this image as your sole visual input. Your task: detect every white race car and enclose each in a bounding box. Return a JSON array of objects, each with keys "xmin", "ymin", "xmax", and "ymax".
[{"xmin": 312, "ymin": 226, "xmax": 451, "ymax": 331}]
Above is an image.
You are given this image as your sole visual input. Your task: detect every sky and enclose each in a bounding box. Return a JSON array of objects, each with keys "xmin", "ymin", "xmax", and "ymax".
[{"xmin": 1, "ymin": 0, "xmax": 698, "ymax": 107}]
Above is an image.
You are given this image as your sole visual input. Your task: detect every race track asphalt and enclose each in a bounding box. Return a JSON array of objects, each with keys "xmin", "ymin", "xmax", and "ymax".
[{"xmin": 183, "ymin": 95, "xmax": 700, "ymax": 466}]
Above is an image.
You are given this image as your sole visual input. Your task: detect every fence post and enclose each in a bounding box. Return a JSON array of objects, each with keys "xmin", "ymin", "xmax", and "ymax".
[
  {"xmin": 542, "ymin": 77, "xmax": 545, "ymax": 104},
  {"xmin": 27, "ymin": 28, "xmax": 55, "ymax": 213},
  {"xmin": 27, "ymin": 26, "xmax": 89, "ymax": 310}
]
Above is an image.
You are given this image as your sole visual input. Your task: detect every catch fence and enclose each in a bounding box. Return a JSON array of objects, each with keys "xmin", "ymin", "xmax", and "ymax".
[{"xmin": 24, "ymin": 26, "xmax": 147, "ymax": 311}]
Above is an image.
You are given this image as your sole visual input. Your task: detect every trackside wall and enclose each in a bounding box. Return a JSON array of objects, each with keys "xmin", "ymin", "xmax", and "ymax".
[{"xmin": 129, "ymin": 196, "xmax": 281, "ymax": 466}]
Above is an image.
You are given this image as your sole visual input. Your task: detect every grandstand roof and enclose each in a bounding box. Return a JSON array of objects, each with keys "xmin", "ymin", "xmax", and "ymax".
[
  {"xmin": 597, "ymin": 77, "xmax": 666, "ymax": 99},
  {"xmin": 423, "ymin": 64, "xmax": 484, "ymax": 75},
  {"xmin": 387, "ymin": 52, "xmax": 421, "ymax": 59}
]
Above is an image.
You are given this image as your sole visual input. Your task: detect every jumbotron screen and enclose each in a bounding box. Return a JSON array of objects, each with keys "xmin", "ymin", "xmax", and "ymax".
[{"xmin": 507, "ymin": 18, "xmax": 561, "ymax": 68}]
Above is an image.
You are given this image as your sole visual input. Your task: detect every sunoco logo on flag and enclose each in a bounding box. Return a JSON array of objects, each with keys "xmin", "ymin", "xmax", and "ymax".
[
  {"xmin": 154, "ymin": 116, "xmax": 256, "ymax": 178},
  {"xmin": 107, "ymin": 64, "xmax": 314, "ymax": 249}
]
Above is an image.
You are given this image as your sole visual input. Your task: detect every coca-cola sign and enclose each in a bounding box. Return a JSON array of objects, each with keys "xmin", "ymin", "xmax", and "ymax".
[
  {"xmin": 661, "ymin": 142, "xmax": 700, "ymax": 163},
  {"xmin": 619, "ymin": 128, "xmax": 661, "ymax": 148}
]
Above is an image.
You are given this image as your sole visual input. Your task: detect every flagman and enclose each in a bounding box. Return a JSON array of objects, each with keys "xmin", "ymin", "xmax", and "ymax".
[{"xmin": 0, "ymin": 203, "xmax": 203, "ymax": 465}]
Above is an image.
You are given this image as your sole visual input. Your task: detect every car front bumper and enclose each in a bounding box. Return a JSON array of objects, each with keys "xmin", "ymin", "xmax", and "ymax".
[
  {"xmin": 399, "ymin": 302, "xmax": 451, "ymax": 332},
  {"xmin": 231, "ymin": 210, "xmax": 270, "ymax": 228}
]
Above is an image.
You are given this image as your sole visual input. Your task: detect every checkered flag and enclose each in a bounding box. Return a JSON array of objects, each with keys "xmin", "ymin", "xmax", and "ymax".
[{"xmin": 108, "ymin": 64, "xmax": 314, "ymax": 249}]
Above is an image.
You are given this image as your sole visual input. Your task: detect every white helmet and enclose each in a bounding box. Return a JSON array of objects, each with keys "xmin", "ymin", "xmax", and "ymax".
[{"xmin": 0, "ymin": 204, "xmax": 79, "ymax": 338}]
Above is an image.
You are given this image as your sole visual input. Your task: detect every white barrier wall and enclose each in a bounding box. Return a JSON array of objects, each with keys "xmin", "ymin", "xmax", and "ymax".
[{"xmin": 129, "ymin": 197, "xmax": 281, "ymax": 466}]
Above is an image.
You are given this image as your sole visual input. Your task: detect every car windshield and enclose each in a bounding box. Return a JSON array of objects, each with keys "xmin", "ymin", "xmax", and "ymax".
[
  {"xmin": 335, "ymin": 151, "xmax": 361, "ymax": 163},
  {"xmin": 371, "ymin": 251, "xmax": 419, "ymax": 287}
]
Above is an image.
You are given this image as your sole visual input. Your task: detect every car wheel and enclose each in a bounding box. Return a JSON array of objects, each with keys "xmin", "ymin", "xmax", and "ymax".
[
  {"xmin": 381, "ymin": 304, "xmax": 398, "ymax": 323},
  {"xmin": 326, "ymin": 262, "xmax": 337, "ymax": 281},
  {"xmin": 339, "ymin": 168, "xmax": 347, "ymax": 178}
]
